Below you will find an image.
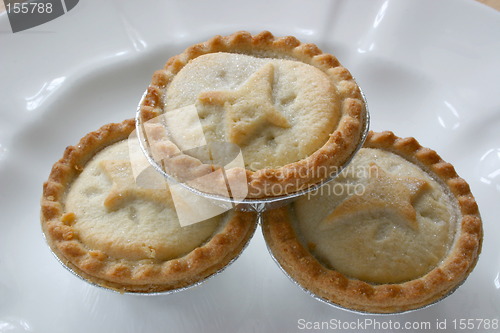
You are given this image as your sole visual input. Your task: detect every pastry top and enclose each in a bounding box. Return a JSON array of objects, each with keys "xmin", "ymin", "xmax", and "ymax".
[
  {"xmin": 65, "ymin": 140, "xmax": 220, "ymax": 261},
  {"xmin": 40, "ymin": 120, "xmax": 257, "ymax": 293},
  {"xmin": 294, "ymin": 147, "xmax": 458, "ymax": 284},
  {"xmin": 140, "ymin": 31, "xmax": 367, "ymax": 198},
  {"xmin": 262, "ymin": 131, "xmax": 483, "ymax": 313},
  {"xmin": 165, "ymin": 52, "xmax": 339, "ymax": 170}
]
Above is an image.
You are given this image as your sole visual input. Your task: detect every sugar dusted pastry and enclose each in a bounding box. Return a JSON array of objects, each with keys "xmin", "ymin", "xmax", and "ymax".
[
  {"xmin": 41, "ymin": 120, "xmax": 257, "ymax": 293},
  {"xmin": 139, "ymin": 31, "xmax": 367, "ymax": 198},
  {"xmin": 262, "ymin": 131, "xmax": 482, "ymax": 313}
]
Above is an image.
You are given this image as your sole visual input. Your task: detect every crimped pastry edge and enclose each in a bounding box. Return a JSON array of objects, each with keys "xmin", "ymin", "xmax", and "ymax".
[
  {"xmin": 262, "ymin": 130, "xmax": 483, "ymax": 313},
  {"xmin": 40, "ymin": 119, "xmax": 257, "ymax": 293},
  {"xmin": 139, "ymin": 30, "xmax": 367, "ymax": 199}
]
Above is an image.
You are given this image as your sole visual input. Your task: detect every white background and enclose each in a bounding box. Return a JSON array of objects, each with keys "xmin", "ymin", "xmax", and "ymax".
[{"xmin": 1, "ymin": 0, "xmax": 499, "ymax": 332}]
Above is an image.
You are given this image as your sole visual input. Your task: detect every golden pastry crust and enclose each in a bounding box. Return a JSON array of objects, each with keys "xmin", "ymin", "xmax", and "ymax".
[
  {"xmin": 262, "ymin": 131, "xmax": 482, "ymax": 313},
  {"xmin": 139, "ymin": 31, "xmax": 367, "ymax": 199},
  {"xmin": 41, "ymin": 119, "xmax": 257, "ymax": 293}
]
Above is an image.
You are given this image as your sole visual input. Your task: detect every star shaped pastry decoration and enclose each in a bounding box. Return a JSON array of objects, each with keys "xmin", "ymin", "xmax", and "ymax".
[
  {"xmin": 197, "ymin": 62, "xmax": 290, "ymax": 145},
  {"xmin": 100, "ymin": 160, "xmax": 171, "ymax": 211},
  {"xmin": 322, "ymin": 163, "xmax": 430, "ymax": 230}
]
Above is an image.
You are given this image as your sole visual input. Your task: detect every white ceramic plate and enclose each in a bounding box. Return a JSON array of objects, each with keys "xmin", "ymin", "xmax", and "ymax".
[{"xmin": 1, "ymin": 0, "xmax": 499, "ymax": 332}]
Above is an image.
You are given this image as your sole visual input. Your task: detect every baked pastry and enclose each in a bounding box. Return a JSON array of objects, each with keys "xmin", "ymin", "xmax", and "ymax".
[
  {"xmin": 262, "ymin": 131, "xmax": 482, "ymax": 313},
  {"xmin": 41, "ymin": 120, "xmax": 257, "ymax": 293},
  {"xmin": 139, "ymin": 31, "xmax": 367, "ymax": 199}
]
